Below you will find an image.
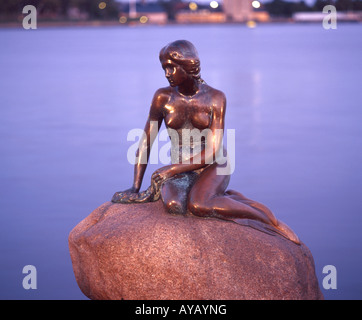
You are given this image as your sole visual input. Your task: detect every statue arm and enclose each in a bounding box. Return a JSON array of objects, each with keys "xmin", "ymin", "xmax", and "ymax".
[{"xmin": 131, "ymin": 89, "xmax": 166, "ymax": 192}]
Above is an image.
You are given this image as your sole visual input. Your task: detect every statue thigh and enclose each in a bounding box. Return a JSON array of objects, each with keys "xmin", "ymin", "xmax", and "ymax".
[{"xmin": 187, "ymin": 163, "xmax": 231, "ymax": 217}]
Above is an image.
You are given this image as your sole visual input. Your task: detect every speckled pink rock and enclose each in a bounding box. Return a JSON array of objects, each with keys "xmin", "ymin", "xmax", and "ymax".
[{"xmin": 68, "ymin": 200, "xmax": 323, "ymax": 300}]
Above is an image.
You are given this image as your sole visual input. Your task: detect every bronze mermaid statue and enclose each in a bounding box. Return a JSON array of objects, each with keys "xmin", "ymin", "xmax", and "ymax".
[{"xmin": 112, "ymin": 40, "xmax": 300, "ymax": 245}]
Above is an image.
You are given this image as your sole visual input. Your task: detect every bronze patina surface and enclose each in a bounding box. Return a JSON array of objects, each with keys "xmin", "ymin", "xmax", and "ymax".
[{"xmin": 112, "ymin": 40, "xmax": 299, "ymax": 244}]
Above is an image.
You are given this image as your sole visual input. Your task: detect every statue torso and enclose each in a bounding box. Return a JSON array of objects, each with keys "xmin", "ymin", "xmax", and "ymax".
[{"xmin": 161, "ymin": 84, "xmax": 215, "ymax": 164}]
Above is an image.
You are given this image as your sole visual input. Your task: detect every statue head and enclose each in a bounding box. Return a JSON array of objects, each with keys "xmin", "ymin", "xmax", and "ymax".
[{"xmin": 159, "ymin": 40, "xmax": 204, "ymax": 83}]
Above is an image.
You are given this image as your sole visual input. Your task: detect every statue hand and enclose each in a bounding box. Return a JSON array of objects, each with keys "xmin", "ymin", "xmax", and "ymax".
[
  {"xmin": 112, "ymin": 187, "xmax": 139, "ymax": 203},
  {"xmin": 151, "ymin": 166, "xmax": 174, "ymax": 186}
]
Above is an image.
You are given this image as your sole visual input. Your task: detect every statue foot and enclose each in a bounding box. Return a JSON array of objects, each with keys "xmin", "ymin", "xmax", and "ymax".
[
  {"xmin": 232, "ymin": 218, "xmax": 300, "ymax": 245},
  {"xmin": 274, "ymin": 220, "xmax": 300, "ymax": 245}
]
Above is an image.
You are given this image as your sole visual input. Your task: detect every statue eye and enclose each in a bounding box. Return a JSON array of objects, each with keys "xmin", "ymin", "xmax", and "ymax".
[{"xmin": 171, "ymin": 52, "xmax": 178, "ymax": 59}]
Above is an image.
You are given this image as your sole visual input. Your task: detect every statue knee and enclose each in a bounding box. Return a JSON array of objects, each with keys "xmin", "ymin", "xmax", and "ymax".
[
  {"xmin": 165, "ymin": 199, "xmax": 186, "ymax": 215},
  {"xmin": 188, "ymin": 200, "xmax": 208, "ymax": 217}
]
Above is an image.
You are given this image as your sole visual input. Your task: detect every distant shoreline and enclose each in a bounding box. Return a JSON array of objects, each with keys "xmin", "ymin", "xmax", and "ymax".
[
  {"xmin": 0, "ymin": 20, "xmax": 126, "ymax": 28},
  {"xmin": 0, "ymin": 19, "xmax": 360, "ymax": 29}
]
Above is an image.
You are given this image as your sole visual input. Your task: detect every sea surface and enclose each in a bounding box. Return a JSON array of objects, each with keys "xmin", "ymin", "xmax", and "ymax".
[{"xmin": 0, "ymin": 23, "xmax": 361, "ymax": 299}]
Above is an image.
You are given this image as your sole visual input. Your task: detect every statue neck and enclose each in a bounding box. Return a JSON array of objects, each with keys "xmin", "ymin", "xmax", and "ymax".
[{"xmin": 177, "ymin": 78, "xmax": 200, "ymax": 97}]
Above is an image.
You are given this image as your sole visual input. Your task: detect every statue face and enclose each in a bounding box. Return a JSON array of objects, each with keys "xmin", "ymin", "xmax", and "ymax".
[{"xmin": 161, "ymin": 59, "xmax": 189, "ymax": 87}]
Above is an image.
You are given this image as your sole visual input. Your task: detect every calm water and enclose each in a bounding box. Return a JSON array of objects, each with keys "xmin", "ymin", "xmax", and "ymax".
[{"xmin": 0, "ymin": 24, "xmax": 361, "ymax": 300}]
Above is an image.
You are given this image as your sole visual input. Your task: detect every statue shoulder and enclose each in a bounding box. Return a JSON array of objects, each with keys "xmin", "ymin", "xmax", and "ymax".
[
  {"xmin": 149, "ymin": 87, "xmax": 171, "ymax": 119},
  {"xmin": 152, "ymin": 87, "xmax": 172, "ymax": 106},
  {"xmin": 204, "ymin": 85, "xmax": 226, "ymax": 109}
]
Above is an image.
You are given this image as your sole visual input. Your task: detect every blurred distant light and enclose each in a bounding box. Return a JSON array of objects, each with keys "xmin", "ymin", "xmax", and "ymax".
[
  {"xmin": 210, "ymin": 1, "xmax": 219, "ymax": 9},
  {"xmin": 189, "ymin": 2, "xmax": 198, "ymax": 11},
  {"xmin": 98, "ymin": 2, "xmax": 107, "ymax": 10},
  {"xmin": 251, "ymin": 1, "xmax": 261, "ymax": 9},
  {"xmin": 140, "ymin": 16, "xmax": 148, "ymax": 24},
  {"xmin": 246, "ymin": 20, "xmax": 257, "ymax": 28},
  {"xmin": 119, "ymin": 16, "xmax": 127, "ymax": 24}
]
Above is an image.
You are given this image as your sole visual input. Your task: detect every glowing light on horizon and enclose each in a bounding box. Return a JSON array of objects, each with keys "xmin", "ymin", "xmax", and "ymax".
[
  {"xmin": 210, "ymin": 1, "xmax": 219, "ymax": 9},
  {"xmin": 98, "ymin": 2, "xmax": 106, "ymax": 10},
  {"xmin": 189, "ymin": 2, "xmax": 198, "ymax": 11},
  {"xmin": 140, "ymin": 16, "xmax": 148, "ymax": 24},
  {"xmin": 119, "ymin": 16, "xmax": 127, "ymax": 23},
  {"xmin": 252, "ymin": 1, "xmax": 261, "ymax": 9},
  {"xmin": 246, "ymin": 20, "xmax": 257, "ymax": 28}
]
